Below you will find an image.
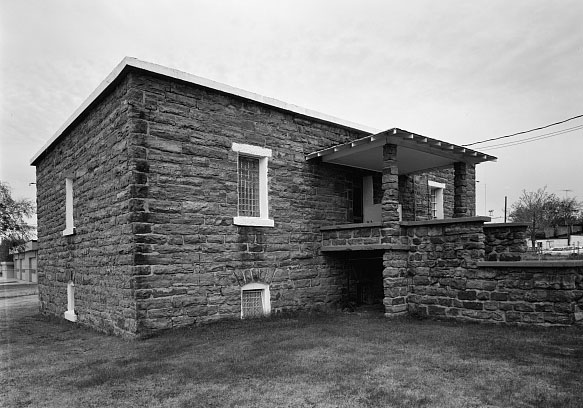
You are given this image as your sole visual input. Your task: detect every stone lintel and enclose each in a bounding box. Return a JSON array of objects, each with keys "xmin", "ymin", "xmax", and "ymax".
[
  {"xmin": 320, "ymin": 222, "xmax": 382, "ymax": 231},
  {"xmin": 400, "ymin": 216, "xmax": 490, "ymax": 227},
  {"xmin": 321, "ymin": 244, "xmax": 410, "ymax": 252}
]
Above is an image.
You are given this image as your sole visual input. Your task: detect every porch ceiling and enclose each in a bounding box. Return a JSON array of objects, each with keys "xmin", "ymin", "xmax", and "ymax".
[{"xmin": 306, "ymin": 128, "xmax": 497, "ymax": 174}]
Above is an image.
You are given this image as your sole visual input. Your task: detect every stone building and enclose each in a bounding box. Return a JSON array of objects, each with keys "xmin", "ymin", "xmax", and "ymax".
[{"xmin": 31, "ymin": 57, "xmax": 500, "ymax": 337}]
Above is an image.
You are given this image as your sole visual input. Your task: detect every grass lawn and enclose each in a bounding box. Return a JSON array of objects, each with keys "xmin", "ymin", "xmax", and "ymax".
[{"xmin": 2, "ymin": 300, "xmax": 583, "ymax": 408}]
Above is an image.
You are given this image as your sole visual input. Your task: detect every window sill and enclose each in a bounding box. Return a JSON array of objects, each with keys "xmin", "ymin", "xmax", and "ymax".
[
  {"xmin": 62, "ymin": 227, "xmax": 76, "ymax": 236},
  {"xmin": 233, "ymin": 217, "xmax": 274, "ymax": 227},
  {"xmin": 64, "ymin": 310, "xmax": 77, "ymax": 322}
]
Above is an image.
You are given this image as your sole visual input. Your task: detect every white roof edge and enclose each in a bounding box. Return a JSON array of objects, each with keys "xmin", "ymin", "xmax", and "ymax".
[
  {"xmin": 30, "ymin": 57, "xmax": 379, "ymax": 165},
  {"xmin": 305, "ymin": 129, "xmax": 498, "ymax": 163}
]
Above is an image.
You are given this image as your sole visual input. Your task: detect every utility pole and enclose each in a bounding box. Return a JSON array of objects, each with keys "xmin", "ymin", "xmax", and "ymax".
[{"xmin": 561, "ymin": 189, "xmax": 572, "ymax": 198}]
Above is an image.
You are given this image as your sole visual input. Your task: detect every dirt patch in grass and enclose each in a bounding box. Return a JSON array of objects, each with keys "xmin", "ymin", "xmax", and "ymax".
[{"xmin": 2, "ymin": 299, "xmax": 583, "ymax": 407}]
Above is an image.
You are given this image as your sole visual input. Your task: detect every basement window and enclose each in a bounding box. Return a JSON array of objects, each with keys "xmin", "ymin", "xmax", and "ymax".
[
  {"xmin": 232, "ymin": 143, "xmax": 274, "ymax": 227},
  {"xmin": 241, "ymin": 283, "xmax": 271, "ymax": 318}
]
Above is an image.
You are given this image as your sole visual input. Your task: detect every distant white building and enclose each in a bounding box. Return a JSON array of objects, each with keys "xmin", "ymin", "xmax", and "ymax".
[
  {"xmin": 9, "ymin": 240, "xmax": 38, "ymax": 283},
  {"xmin": 536, "ymin": 235, "xmax": 583, "ymax": 250}
]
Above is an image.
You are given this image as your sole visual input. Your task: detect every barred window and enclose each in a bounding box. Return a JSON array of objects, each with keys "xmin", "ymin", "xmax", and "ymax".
[
  {"xmin": 431, "ymin": 188, "xmax": 438, "ymax": 219},
  {"xmin": 241, "ymin": 283, "xmax": 271, "ymax": 319},
  {"xmin": 231, "ymin": 143, "xmax": 274, "ymax": 227},
  {"xmin": 238, "ymin": 156, "xmax": 260, "ymax": 217},
  {"xmin": 242, "ymin": 289, "xmax": 264, "ymax": 318}
]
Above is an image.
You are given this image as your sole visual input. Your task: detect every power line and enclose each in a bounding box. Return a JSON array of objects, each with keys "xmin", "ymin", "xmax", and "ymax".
[
  {"xmin": 478, "ymin": 124, "xmax": 583, "ymax": 151},
  {"xmin": 462, "ymin": 114, "xmax": 583, "ymax": 147}
]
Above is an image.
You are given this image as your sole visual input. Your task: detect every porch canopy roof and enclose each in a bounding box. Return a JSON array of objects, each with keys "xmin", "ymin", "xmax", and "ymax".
[{"xmin": 305, "ymin": 128, "xmax": 497, "ymax": 174}]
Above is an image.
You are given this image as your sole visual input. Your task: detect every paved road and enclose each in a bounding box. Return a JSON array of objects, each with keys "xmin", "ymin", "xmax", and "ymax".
[{"xmin": 0, "ymin": 282, "xmax": 40, "ymax": 322}]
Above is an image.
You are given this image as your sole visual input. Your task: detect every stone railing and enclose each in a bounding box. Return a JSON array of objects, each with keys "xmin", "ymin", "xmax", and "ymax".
[
  {"xmin": 402, "ymin": 216, "xmax": 489, "ymax": 270},
  {"xmin": 483, "ymin": 222, "xmax": 529, "ymax": 261},
  {"xmin": 401, "ymin": 216, "xmax": 488, "ymax": 318},
  {"xmin": 320, "ymin": 222, "xmax": 386, "ymax": 252}
]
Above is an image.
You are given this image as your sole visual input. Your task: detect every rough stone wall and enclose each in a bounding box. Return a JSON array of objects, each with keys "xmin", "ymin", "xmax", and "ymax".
[
  {"xmin": 321, "ymin": 225, "xmax": 382, "ymax": 248},
  {"xmin": 124, "ymin": 71, "xmax": 371, "ymax": 335},
  {"xmin": 404, "ymin": 219, "xmax": 582, "ymax": 326},
  {"xmin": 35, "ymin": 76, "xmax": 137, "ymax": 337},
  {"xmin": 453, "ymin": 162, "xmax": 476, "ymax": 218},
  {"xmin": 460, "ymin": 263, "xmax": 583, "ymax": 325},
  {"xmin": 411, "ymin": 261, "xmax": 583, "ymax": 326},
  {"xmin": 398, "ymin": 169, "xmax": 458, "ymax": 221},
  {"xmin": 428, "ymin": 168, "xmax": 458, "ymax": 218},
  {"xmin": 484, "ymin": 223, "xmax": 528, "ymax": 261},
  {"xmin": 404, "ymin": 219, "xmax": 486, "ymax": 317}
]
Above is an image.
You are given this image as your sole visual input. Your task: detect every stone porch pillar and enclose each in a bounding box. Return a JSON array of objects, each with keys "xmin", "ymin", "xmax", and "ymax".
[
  {"xmin": 381, "ymin": 143, "xmax": 400, "ymax": 241},
  {"xmin": 453, "ymin": 162, "xmax": 476, "ymax": 218},
  {"xmin": 381, "ymin": 143, "xmax": 409, "ymax": 317}
]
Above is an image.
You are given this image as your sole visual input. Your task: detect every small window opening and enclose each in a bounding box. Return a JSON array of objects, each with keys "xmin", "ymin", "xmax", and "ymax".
[
  {"xmin": 63, "ymin": 177, "xmax": 75, "ymax": 236},
  {"xmin": 428, "ymin": 181, "xmax": 445, "ymax": 219},
  {"xmin": 64, "ymin": 281, "xmax": 77, "ymax": 322},
  {"xmin": 241, "ymin": 283, "xmax": 271, "ymax": 318}
]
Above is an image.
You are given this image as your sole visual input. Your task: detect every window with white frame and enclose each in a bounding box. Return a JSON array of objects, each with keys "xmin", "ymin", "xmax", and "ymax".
[
  {"xmin": 63, "ymin": 177, "xmax": 75, "ymax": 236},
  {"xmin": 241, "ymin": 282, "xmax": 271, "ymax": 318},
  {"xmin": 428, "ymin": 181, "xmax": 445, "ymax": 219},
  {"xmin": 232, "ymin": 143, "xmax": 274, "ymax": 227}
]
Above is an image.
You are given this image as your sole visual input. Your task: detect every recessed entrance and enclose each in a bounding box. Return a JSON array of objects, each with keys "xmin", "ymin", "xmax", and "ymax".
[{"xmin": 347, "ymin": 251, "xmax": 384, "ymax": 311}]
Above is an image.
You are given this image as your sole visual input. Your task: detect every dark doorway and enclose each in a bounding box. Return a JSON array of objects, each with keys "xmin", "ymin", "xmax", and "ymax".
[
  {"xmin": 352, "ymin": 175, "xmax": 363, "ymax": 223},
  {"xmin": 347, "ymin": 251, "xmax": 384, "ymax": 309}
]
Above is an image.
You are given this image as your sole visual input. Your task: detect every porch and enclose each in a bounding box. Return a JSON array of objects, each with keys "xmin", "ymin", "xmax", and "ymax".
[
  {"xmin": 307, "ymin": 128, "xmax": 497, "ymax": 243},
  {"xmin": 308, "ymin": 127, "xmax": 497, "ymax": 316}
]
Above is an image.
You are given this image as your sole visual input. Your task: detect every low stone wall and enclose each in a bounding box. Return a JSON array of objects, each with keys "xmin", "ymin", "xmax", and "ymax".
[
  {"xmin": 402, "ymin": 218, "xmax": 583, "ymax": 326},
  {"xmin": 402, "ymin": 217, "xmax": 486, "ymax": 319},
  {"xmin": 403, "ymin": 216, "xmax": 488, "ymax": 271},
  {"xmin": 483, "ymin": 223, "xmax": 529, "ymax": 261},
  {"xmin": 409, "ymin": 260, "xmax": 583, "ymax": 326}
]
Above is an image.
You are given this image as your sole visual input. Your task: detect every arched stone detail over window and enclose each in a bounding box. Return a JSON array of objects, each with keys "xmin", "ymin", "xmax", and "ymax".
[{"xmin": 232, "ymin": 268, "xmax": 276, "ymax": 287}]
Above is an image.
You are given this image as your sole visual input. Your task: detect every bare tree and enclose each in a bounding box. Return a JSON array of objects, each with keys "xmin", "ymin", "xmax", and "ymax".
[
  {"xmin": 549, "ymin": 196, "xmax": 583, "ymax": 245},
  {"xmin": 0, "ymin": 181, "xmax": 36, "ymax": 251},
  {"xmin": 508, "ymin": 187, "xmax": 557, "ymax": 248}
]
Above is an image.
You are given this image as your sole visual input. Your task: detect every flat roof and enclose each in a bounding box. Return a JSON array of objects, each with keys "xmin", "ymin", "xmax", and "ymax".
[
  {"xmin": 31, "ymin": 57, "xmax": 379, "ymax": 165},
  {"xmin": 30, "ymin": 57, "xmax": 496, "ymax": 169}
]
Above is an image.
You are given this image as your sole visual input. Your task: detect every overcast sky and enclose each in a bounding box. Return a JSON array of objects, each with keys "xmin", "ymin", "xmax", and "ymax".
[{"xmin": 1, "ymin": 0, "xmax": 582, "ymax": 226}]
